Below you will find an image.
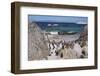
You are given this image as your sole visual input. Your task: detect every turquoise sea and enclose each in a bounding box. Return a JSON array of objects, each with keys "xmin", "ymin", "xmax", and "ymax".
[{"xmin": 35, "ymin": 22, "xmax": 87, "ymax": 33}]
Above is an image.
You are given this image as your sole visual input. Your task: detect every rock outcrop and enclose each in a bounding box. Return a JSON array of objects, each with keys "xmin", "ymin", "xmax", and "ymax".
[{"xmin": 28, "ymin": 22, "xmax": 49, "ymax": 61}]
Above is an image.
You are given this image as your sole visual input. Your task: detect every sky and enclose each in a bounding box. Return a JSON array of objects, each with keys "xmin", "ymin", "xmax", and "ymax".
[{"xmin": 28, "ymin": 15, "xmax": 88, "ymax": 24}]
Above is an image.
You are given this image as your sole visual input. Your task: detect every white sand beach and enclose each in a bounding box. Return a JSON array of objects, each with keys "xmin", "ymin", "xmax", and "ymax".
[{"xmin": 46, "ymin": 33, "xmax": 80, "ymax": 42}]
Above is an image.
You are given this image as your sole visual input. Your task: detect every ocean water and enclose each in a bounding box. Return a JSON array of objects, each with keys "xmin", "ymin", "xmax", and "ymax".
[{"xmin": 35, "ymin": 22, "xmax": 87, "ymax": 33}]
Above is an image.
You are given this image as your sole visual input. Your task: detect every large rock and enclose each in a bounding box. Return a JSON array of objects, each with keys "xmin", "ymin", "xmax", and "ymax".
[{"xmin": 28, "ymin": 22, "xmax": 49, "ymax": 61}]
